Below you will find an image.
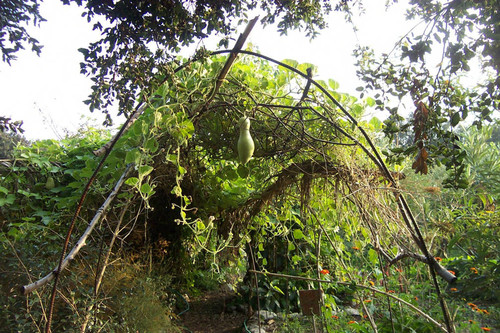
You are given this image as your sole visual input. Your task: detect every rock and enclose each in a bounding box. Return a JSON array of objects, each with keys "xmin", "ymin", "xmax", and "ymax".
[
  {"xmin": 243, "ymin": 310, "xmax": 275, "ymax": 333},
  {"xmin": 287, "ymin": 312, "xmax": 301, "ymax": 319},
  {"xmin": 257, "ymin": 310, "xmax": 276, "ymax": 320},
  {"xmin": 243, "ymin": 323, "xmax": 266, "ymax": 333},
  {"xmin": 220, "ymin": 283, "xmax": 234, "ymax": 293},
  {"xmin": 345, "ymin": 307, "xmax": 361, "ymax": 318}
]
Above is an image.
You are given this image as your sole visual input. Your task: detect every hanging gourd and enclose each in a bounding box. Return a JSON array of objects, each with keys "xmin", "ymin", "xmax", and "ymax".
[
  {"xmin": 45, "ymin": 176, "xmax": 55, "ymax": 190},
  {"xmin": 237, "ymin": 116, "xmax": 254, "ymax": 165}
]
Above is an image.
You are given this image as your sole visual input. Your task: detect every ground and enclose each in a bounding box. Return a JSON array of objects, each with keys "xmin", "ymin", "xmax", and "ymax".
[{"xmin": 179, "ymin": 290, "xmax": 247, "ymax": 333}]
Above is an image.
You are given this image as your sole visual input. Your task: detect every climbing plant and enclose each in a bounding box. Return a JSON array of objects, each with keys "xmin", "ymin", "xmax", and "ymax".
[{"xmin": 3, "ymin": 47, "xmax": 498, "ymax": 332}]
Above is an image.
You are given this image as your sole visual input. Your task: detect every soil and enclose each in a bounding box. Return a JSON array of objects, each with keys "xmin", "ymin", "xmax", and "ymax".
[{"xmin": 179, "ymin": 290, "xmax": 247, "ymax": 333}]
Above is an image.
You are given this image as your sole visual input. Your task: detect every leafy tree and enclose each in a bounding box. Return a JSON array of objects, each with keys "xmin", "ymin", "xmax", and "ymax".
[
  {"xmin": 1, "ymin": 0, "xmax": 344, "ymax": 131},
  {"xmin": 63, "ymin": 0, "xmax": 344, "ymax": 124},
  {"xmin": 0, "ymin": 0, "xmax": 45, "ymax": 64},
  {"xmin": 0, "ymin": 116, "xmax": 24, "ymax": 134},
  {"xmin": 355, "ymin": 0, "xmax": 500, "ymax": 186},
  {"xmin": 0, "ymin": 0, "xmax": 44, "ymax": 134}
]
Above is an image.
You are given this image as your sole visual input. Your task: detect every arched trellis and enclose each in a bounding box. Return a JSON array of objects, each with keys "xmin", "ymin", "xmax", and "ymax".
[
  {"xmin": 213, "ymin": 49, "xmax": 456, "ymax": 332},
  {"xmin": 26, "ymin": 19, "xmax": 456, "ymax": 332}
]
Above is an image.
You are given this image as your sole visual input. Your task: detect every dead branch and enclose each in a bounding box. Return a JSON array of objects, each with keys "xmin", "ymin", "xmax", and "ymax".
[
  {"xmin": 20, "ymin": 164, "xmax": 134, "ymax": 295},
  {"xmin": 389, "ymin": 252, "xmax": 457, "ymax": 283},
  {"xmin": 220, "ymin": 159, "xmax": 401, "ymax": 238},
  {"xmin": 93, "ymin": 104, "xmax": 147, "ymax": 156},
  {"xmin": 203, "ymin": 16, "xmax": 259, "ymax": 109}
]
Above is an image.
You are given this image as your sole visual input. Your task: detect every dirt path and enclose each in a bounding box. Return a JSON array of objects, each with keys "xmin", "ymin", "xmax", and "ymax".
[{"xmin": 179, "ymin": 291, "xmax": 247, "ymax": 333}]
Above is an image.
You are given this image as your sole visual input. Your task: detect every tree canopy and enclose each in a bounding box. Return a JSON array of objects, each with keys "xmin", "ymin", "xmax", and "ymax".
[
  {"xmin": 66, "ymin": 0, "xmax": 341, "ymax": 123},
  {"xmin": 355, "ymin": 0, "xmax": 500, "ymax": 186},
  {"xmin": 1, "ymin": 1, "xmax": 498, "ymax": 186}
]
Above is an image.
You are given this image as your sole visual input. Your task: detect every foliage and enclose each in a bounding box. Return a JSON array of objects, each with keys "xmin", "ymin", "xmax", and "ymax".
[
  {"xmin": 458, "ymin": 121, "xmax": 500, "ymax": 200},
  {"xmin": 0, "ymin": 127, "xmax": 116, "ymax": 243},
  {"xmin": 1, "ymin": 53, "xmax": 499, "ymax": 332},
  {"xmin": 0, "ymin": 0, "xmax": 45, "ymax": 64},
  {"xmin": 355, "ymin": 0, "xmax": 500, "ymax": 187},
  {"xmin": 395, "ymin": 125, "xmax": 500, "ymax": 330},
  {"xmin": 0, "ymin": 116, "xmax": 24, "ymax": 134},
  {"xmin": 0, "ymin": 130, "xmax": 28, "ymax": 158},
  {"xmin": 55, "ymin": 0, "xmax": 350, "ymax": 124}
]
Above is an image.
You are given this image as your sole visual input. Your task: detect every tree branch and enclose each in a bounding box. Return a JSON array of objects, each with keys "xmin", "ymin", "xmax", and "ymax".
[
  {"xmin": 20, "ymin": 164, "xmax": 134, "ymax": 295},
  {"xmin": 93, "ymin": 105, "xmax": 146, "ymax": 156},
  {"xmin": 389, "ymin": 251, "xmax": 457, "ymax": 283}
]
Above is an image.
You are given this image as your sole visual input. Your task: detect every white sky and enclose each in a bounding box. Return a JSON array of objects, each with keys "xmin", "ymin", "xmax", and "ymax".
[{"xmin": 0, "ymin": 1, "xmax": 413, "ymax": 140}]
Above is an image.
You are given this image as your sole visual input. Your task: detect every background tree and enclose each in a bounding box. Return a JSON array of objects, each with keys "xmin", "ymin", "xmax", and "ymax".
[
  {"xmin": 0, "ymin": 117, "xmax": 24, "ymax": 134},
  {"xmin": 355, "ymin": 0, "xmax": 500, "ymax": 187},
  {"xmin": 0, "ymin": 130, "xmax": 28, "ymax": 158},
  {"xmin": 63, "ymin": 0, "xmax": 347, "ymax": 124},
  {"xmin": 0, "ymin": 0, "xmax": 44, "ymax": 64}
]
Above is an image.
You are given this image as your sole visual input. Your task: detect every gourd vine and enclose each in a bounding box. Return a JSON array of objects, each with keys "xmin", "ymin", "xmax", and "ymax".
[{"xmin": 17, "ymin": 47, "xmax": 465, "ymax": 332}]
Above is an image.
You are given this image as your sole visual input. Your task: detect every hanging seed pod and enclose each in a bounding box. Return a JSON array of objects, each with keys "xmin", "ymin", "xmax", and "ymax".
[
  {"xmin": 237, "ymin": 116, "xmax": 254, "ymax": 165},
  {"xmin": 45, "ymin": 176, "xmax": 55, "ymax": 190}
]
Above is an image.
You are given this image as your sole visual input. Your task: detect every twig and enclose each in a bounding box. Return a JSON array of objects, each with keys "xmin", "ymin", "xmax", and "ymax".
[
  {"xmin": 80, "ymin": 200, "xmax": 132, "ymax": 332},
  {"xmin": 93, "ymin": 105, "xmax": 146, "ymax": 156},
  {"xmin": 203, "ymin": 16, "xmax": 259, "ymax": 109},
  {"xmin": 248, "ymin": 242, "xmax": 262, "ymax": 333}
]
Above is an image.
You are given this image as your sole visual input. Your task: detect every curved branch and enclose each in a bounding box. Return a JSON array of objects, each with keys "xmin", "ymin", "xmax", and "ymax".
[
  {"xmin": 389, "ymin": 252, "xmax": 456, "ymax": 283},
  {"xmin": 212, "ymin": 49, "xmax": 454, "ymax": 331}
]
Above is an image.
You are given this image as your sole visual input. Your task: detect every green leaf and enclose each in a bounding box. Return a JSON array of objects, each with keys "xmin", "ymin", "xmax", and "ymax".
[
  {"xmin": 145, "ymin": 137, "xmax": 159, "ymax": 153},
  {"xmin": 125, "ymin": 149, "xmax": 141, "ymax": 164},
  {"xmin": 125, "ymin": 177, "xmax": 139, "ymax": 186},
  {"xmin": 297, "ymin": 63, "xmax": 317, "ymax": 74},
  {"xmin": 282, "ymin": 59, "xmax": 298, "ymax": 69},
  {"xmin": 293, "ymin": 229, "xmax": 304, "ymax": 240},
  {"xmin": 451, "ymin": 112, "xmax": 461, "ymax": 127},
  {"xmin": 237, "ymin": 164, "xmax": 249, "ymax": 178},
  {"xmin": 166, "ymin": 154, "xmax": 177, "ymax": 164},
  {"xmin": 328, "ymin": 79, "xmax": 339, "ymax": 90},
  {"xmin": 0, "ymin": 194, "xmax": 15, "ymax": 207},
  {"xmin": 272, "ymin": 285, "xmax": 285, "ymax": 295},
  {"xmin": 140, "ymin": 183, "xmax": 153, "ymax": 195},
  {"xmin": 197, "ymin": 220, "xmax": 205, "ymax": 230},
  {"xmin": 225, "ymin": 167, "xmax": 238, "ymax": 181},
  {"xmin": 138, "ymin": 165, "xmax": 154, "ymax": 178},
  {"xmin": 368, "ymin": 248, "xmax": 378, "ymax": 265},
  {"xmin": 352, "ymin": 104, "xmax": 364, "ymax": 117},
  {"xmin": 365, "ymin": 97, "xmax": 376, "ymax": 107},
  {"xmin": 369, "ymin": 117, "xmax": 382, "ymax": 130}
]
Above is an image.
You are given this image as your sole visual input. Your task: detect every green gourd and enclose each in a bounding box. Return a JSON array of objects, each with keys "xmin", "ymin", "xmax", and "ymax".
[
  {"xmin": 237, "ymin": 116, "xmax": 254, "ymax": 164},
  {"xmin": 45, "ymin": 176, "xmax": 55, "ymax": 190}
]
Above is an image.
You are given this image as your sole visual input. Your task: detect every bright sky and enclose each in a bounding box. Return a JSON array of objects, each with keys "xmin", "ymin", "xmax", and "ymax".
[{"xmin": 0, "ymin": 1, "xmax": 412, "ymax": 141}]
